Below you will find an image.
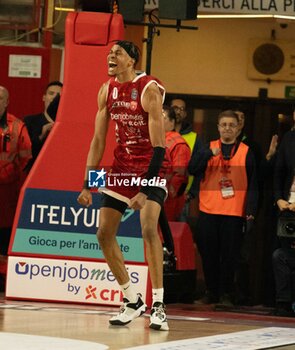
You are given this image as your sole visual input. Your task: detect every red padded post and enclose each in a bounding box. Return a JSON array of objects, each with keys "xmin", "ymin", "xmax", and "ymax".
[{"xmin": 168, "ymin": 222, "xmax": 196, "ymax": 271}]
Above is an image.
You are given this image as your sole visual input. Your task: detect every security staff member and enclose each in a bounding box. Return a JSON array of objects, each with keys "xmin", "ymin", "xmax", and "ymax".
[
  {"xmin": 0, "ymin": 86, "xmax": 31, "ymax": 256},
  {"xmin": 190, "ymin": 110, "xmax": 258, "ymax": 307}
]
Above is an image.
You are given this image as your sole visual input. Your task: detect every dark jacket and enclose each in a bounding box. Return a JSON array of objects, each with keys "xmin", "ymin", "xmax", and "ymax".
[{"xmin": 274, "ymin": 130, "xmax": 295, "ymax": 202}]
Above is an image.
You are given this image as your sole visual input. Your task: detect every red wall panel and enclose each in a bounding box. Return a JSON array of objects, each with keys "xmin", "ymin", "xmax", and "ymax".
[{"xmin": 0, "ymin": 46, "xmax": 50, "ymax": 119}]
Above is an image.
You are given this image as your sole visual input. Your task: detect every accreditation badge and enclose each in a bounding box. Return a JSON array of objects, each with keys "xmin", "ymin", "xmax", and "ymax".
[
  {"xmin": 289, "ymin": 176, "xmax": 295, "ymax": 204},
  {"xmin": 289, "ymin": 192, "xmax": 295, "ymax": 204},
  {"xmin": 219, "ymin": 177, "xmax": 235, "ymax": 199}
]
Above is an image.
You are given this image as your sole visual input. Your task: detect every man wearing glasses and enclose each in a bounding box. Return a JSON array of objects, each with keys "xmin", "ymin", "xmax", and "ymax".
[
  {"xmin": 170, "ymin": 99, "xmax": 201, "ymax": 219},
  {"xmin": 170, "ymin": 99, "xmax": 197, "ymax": 153},
  {"xmin": 170, "ymin": 99, "xmax": 190, "ymax": 132},
  {"xmin": 190, "ymin": 110, "xmax": 258, "ymax": 308}
]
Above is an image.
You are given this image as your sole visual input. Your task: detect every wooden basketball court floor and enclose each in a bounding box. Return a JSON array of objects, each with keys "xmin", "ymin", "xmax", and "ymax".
[{"xmin": 0, "ymin": 292, "xmax": 295, "ymax": 349}]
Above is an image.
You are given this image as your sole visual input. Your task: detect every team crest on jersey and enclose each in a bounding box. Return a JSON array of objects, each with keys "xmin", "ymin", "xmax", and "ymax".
[
  {"xmin": 130, "ymin": 101, "xmax": 137, "ymax": 111},
  {"xmin": 131, "ymin": 88, "xmax": 138, "ymax": 100}
]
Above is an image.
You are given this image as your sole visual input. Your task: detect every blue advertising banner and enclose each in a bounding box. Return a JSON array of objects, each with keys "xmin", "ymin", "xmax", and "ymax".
[{"xmin": 12, "ymin": 188, "xmax": 144, "ymax": 262}]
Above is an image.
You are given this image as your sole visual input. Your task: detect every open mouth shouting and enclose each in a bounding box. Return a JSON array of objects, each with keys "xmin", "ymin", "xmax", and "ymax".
[{"xmin": 108, "ymin": 61, "xmax": 117, "ymax": 74}]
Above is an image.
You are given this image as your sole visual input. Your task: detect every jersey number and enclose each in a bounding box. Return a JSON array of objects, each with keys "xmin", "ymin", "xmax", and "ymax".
[{"xmin": 112, "ymin": 87, "xmax": 118, "ymax": 99}]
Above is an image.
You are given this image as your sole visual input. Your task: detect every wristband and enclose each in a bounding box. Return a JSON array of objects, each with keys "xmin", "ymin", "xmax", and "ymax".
[
  {"xmin": 83, "ymin": 180, "xmax": 91, "ymax": 190},
  {"xmin": 140, "ymin": 146, "xmax": 165, "ymax": 195}
]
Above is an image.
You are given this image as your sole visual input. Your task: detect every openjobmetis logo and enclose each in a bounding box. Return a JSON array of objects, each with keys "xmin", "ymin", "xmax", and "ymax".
[{"xmin": 15, "ymin": 261, "xmax": 28, "ymax": 274}]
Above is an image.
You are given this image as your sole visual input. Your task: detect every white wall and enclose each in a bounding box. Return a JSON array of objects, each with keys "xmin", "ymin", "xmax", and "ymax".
[{"xmin": 146, "ymin": 18, "xmax": 295, "ymax": 98}]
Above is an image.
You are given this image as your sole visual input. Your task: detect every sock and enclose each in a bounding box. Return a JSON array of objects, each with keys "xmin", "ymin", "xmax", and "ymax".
[
  {"xmin": 120, "ymin": 281, "xmax": 138, "ymax": 303},
  {"xmin": 152, "ymin": 288, "xmax": 164, "ymax": 304}
]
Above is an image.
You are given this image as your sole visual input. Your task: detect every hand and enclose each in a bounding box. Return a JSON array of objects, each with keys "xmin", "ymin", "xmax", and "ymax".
[
  {"xmin": 40, "ymin": 122, "xmax": 54, "ymax": 140},
  {"xmin": 245, "ymin": 215, "xmax": 254, "ymax": 233},
  {"xmin": 277, "ymin": 199, "xmax": 290, "ymax": 211},
  {"xmin": 266, "ymin": 134, "xmax": 278, "ymax": 160},
  {"xmin": 211, "ymin": 147, "xmax": 221, "ymax": 156},
  {"xmin": 77, "ymin": 189, "xmax": 92, "ymax": 207},
  {"xmin": 168, "ymin": 185, "xmax": 176, "ymax": 199},
  {"xmin": 129, "ymin": 192, "xmax": 147, "ymax": 210},
  {"xmin": 185, "ymin": 192, "xmax": 193, "ymax": 202},
  {"xmin": 289, "ymin": 202, "xmax": 295, "ymax": 212}
]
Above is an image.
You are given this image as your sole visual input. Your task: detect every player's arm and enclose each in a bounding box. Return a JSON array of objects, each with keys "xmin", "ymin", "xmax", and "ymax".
[
  {"xmin": 142, "ymin": 82, "xmax": 165, "ymax": 148},
  {"xmin": 129, "ymin": 83, "xmax": 165, "ymax": 210},
  {"xmin": 78, "ymin": 83, "xmax": 110, "ymax": 207}
]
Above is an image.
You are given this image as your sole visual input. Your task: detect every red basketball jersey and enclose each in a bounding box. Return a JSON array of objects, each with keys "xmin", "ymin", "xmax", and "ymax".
[
  {"xmin": 104, "ymin": 73, "xmax": 165, "ymax": 199},
  {"xmin": 107, "ymin": 73, "xmax": 165, "ymax": 176}
]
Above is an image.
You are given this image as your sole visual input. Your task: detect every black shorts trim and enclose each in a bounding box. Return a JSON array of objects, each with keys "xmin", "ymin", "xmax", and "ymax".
[
  {"xmin": 100, "ymin": 193, "xmax": 128, "ymax": 214},
  {"xmin": 100, "ymin": 187, "xmax": 166, "ymax": 214},
  {"xmin": 147, "ymin": 186, "xmax": 167, "ymax": 206}
]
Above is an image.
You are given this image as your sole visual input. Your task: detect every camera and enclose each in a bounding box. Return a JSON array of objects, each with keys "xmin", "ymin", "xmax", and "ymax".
[
  {"xmin": 285, "ymin": 222, "xmax": 295, "ymax": 235},
  {"xmin": 277, "ymin": 212, "xmax": 295, "ymax": 238}
]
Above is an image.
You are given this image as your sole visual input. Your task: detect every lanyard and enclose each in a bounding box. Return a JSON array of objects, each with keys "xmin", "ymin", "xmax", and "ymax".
[
  {"xmin": 1, "ymin": 127, "xmax": 10, "ymax": 152},
  {"xmin": 218, "ymin": 139, "xmax": 237, "ymax": 175}
]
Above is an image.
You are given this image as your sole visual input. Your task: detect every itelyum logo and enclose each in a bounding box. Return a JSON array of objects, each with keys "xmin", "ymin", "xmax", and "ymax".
[{"xmin": 88, "ymin": 169, "xmax": 107, "ymax": 188}]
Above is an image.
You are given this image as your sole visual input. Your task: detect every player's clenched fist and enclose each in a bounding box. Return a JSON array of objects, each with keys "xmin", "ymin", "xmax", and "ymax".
[{"xmin": 77, "ymin": 189, "xmax": 92, "ymax": 207}]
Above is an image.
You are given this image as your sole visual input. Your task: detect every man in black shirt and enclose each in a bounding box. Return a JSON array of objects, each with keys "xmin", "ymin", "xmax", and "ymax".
[
  {"xmin": 272, "ymin": 110, "xmax": 295, "ymax": 316},
  {"xmin": 24, "ymin": 81, "xmax": 63, "ymax": 168}
]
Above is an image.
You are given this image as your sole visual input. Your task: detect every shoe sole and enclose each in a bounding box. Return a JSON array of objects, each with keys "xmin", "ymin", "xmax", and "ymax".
[
  {"xmin": 109, "ymin": 304, "xmax": 147, "ymax": 326},
  {"xmin": 149, "ymin": 322, "xmax": 169, "ymax": 331}
]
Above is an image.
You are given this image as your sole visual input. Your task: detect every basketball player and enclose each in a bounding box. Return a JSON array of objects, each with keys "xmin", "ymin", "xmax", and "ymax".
[{"xmin": 77, "ymin": 41, "xmax": 169, "ymax": 331}]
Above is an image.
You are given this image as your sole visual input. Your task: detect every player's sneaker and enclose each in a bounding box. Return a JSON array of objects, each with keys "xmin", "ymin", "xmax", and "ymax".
[
  {"xmin": 109, "ymin": 294, "xmax": 147, "ymax": 326},
  {"xmin": 149, "ymin": 301, "xmax": 169, "ymax": 331}
]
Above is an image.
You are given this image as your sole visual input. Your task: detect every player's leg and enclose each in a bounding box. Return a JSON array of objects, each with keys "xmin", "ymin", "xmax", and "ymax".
[
  {"xmin": 97, "ymin": 206, "xmax": 127, "ymax": 284},
  {"xmin": 140, "ymin": 188, "xmax": 169, "ymax": 331},
  {"xmin": 98, "ymin": 194, "xmax": 147, "ymax": 325}
]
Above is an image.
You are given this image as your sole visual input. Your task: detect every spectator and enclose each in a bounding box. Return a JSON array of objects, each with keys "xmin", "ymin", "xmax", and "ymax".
[
  {"xmin": 258, "ymin": 134, "xmax": 279, "ymax": 306},
  {"xmin": 162, "ymin": 105, "xmax": 191, "ymax": 221},
  {"xmin": 272, "ymin": 238, "xmax": 295, "ymax": 317},
  {"xmin": 171, "ymin": 98, "xmax": 202, "ymax": 221},
  {"xmin": 235, "ymin": 110, "xmax": 264, "ymax": 169},
  {"xmin": 170, "ymin": 98, "xmax": 197, "ymax": 189},
  {"xmin": 24, "ymin": 81, "xmax": 63, "ymax": 167},
  {"xmin": 234, "ymin": 110, "xmax": 265, "ymax": 305},
  {"xmin": 190, "ymin": 110, "xmax": 258, "ymax": 307},
  {"xmin": 272, "ymin": 108, "xmax": 295, "ymax": 316},
  {"xmin": 0, "ymin": 86, "xmax": 32, "ymax": 256}
]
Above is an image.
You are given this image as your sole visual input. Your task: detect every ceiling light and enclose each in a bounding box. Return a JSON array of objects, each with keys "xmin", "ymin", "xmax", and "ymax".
[{"xmin": 54, "ymin": 7, "xmax": 75, "ymax": 12}]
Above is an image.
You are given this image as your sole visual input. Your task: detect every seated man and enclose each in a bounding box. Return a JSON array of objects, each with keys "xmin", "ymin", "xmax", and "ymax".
[{"xmin": 272, "ymin": 233, "xmax": 295, "ymax": 317}]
